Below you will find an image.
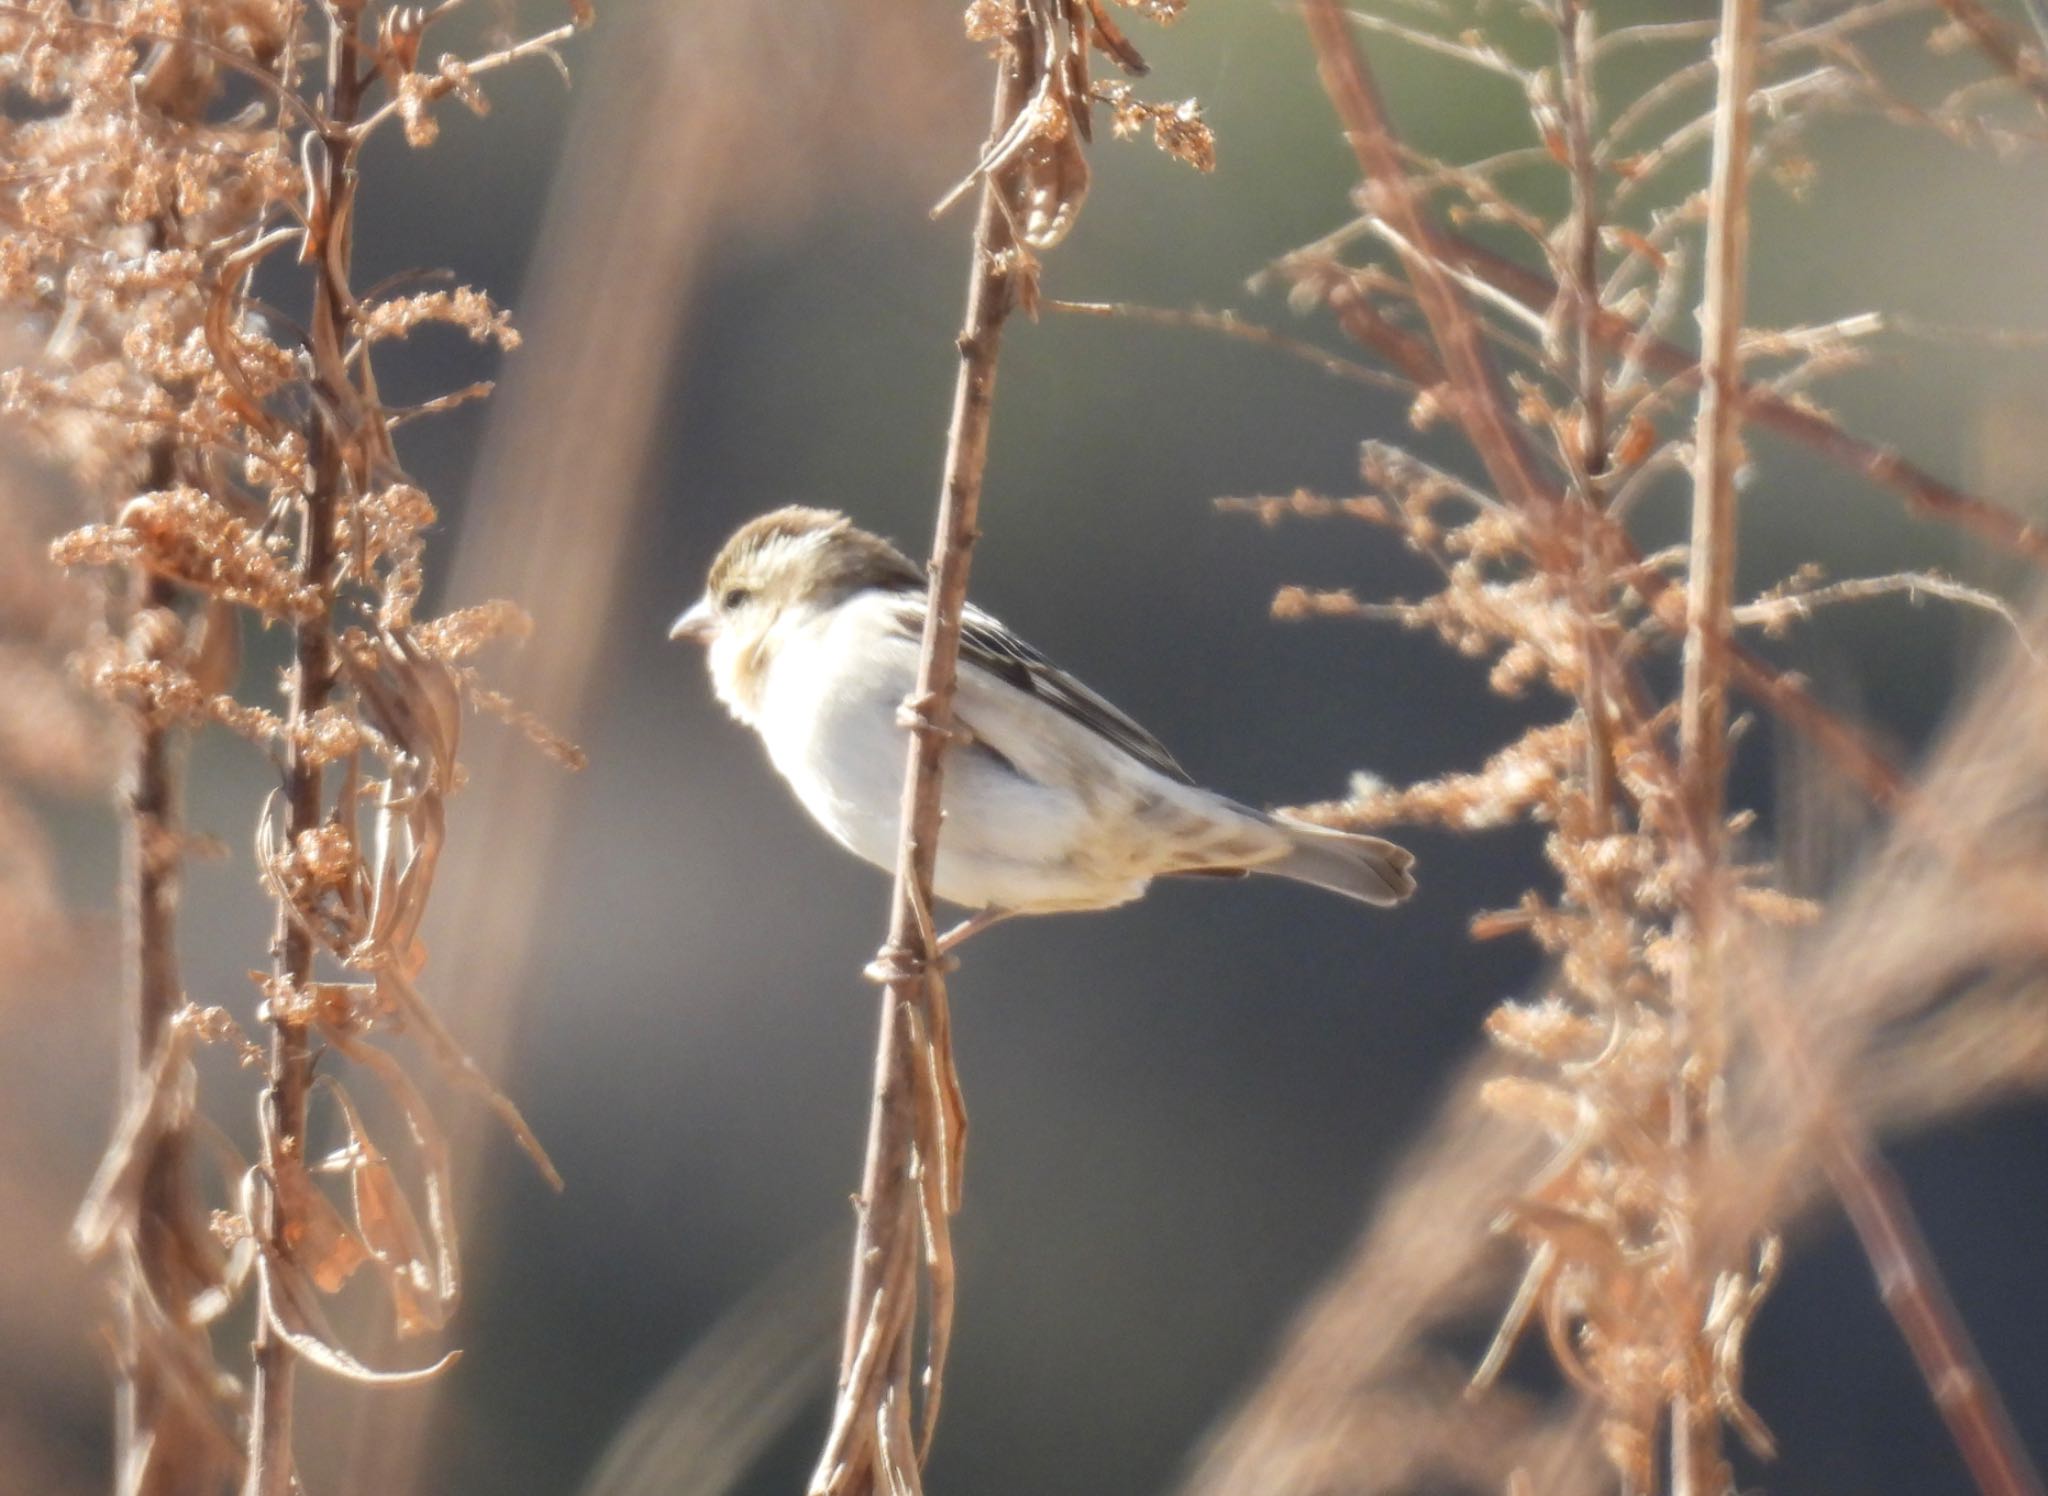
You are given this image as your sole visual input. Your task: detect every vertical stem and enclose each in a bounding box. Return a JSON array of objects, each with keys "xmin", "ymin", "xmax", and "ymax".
[
  {"xmin": 245, "ymin": 425, "xmax": 341, "ymax": 1496},
  {"xmin": 244, "ymin": 23, "xmax": 362, "ymax": 1495},
  {"xmin": 1822, "ymin": 1125, "xmax": 2046, "ymax": 1496},
  {"xmin": 1302, "ymin": 0, "xmax": 1549, "ymax": 517},
  {"xmin": 1559, "ymin": 1, "xmax": 1606, "ymax": 488},
  {"xmin": 1557, "ymin": 0, "xmax": 1622, "ymax": 835},
  {"xmin": 825, "ymin": 35, "xmax": 1030, "ymax": 1496},
  {"xmin": 128, "ymin": 573, "xmax": 185, "ymax": 1067},
  {"xmin": 1680, "ymin": 0, "xmax": 1758, "ymax": 854},
  {"xmin": 122, "ymin": 556, "xmax": 203, "ymax": 1496},
  {"xmin": 1674, "ymin": 3, "xmax": 1758, "ymax": 1494}
]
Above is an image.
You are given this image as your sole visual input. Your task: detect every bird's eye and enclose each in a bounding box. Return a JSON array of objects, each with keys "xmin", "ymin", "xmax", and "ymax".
[{"xmin": 720, "ymin": 586, "xmax": 751, "ymax": 611}]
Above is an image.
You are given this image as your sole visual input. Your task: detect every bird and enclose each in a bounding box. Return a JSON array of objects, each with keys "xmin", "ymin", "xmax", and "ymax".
[{"xmin": 670, "ymin": 506, "xmax": 1414, "ymax": 941}]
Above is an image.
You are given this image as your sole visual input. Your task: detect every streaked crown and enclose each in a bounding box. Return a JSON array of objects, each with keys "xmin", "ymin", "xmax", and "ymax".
[{"xmin": 704, "ymin": 506, "xmax": 920, "ymax": 605}]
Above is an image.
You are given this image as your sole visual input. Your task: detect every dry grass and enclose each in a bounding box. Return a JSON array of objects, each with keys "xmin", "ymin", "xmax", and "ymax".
[
  {"xmin": 6, "ymin": 0, "xmax": 2048, "ymax": 1492},
  {"xmin": 1168, "ymin": 1, "xmax": 2048, "ymax": 1491},
  {"xmin": 2, "ymin": 0, "xmax": 584, "ymax": 1488}
]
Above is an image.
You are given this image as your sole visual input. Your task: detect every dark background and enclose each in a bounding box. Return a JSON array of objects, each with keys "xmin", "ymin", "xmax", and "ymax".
[{"xmin": 8, "ymin": 3, "xmax": 2048, "ymax": 1493}]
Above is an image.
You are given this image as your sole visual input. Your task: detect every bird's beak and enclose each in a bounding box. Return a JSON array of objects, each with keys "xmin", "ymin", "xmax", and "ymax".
[{"xmin": 669, "ymin": 596, "xmax": 718, "ymax": 645}]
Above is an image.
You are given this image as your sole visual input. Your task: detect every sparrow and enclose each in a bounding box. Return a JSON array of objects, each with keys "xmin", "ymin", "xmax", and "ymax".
[{"xmin": 670, "ymin": 507, "xmax": 1414, "ymax": 931}]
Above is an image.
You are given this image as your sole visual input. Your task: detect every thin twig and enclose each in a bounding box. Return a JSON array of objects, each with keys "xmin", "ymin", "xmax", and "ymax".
[
  {"xmin": 346, "ymin": 22, "xmax": 579, "ymax": 141},
  {"xmin": 1434, "ymin": 235, "xmax": 2048, "ymax": 567},
  {"xmin": 245, "ymin": 17, "xmax": 364, "ymax": 1494},
  {"xmin": 1737, "ymin": 968, "xmax": 2048, "ymax": 1496},
  {"xmin": 1680, "ymin": 0, "xmax": 1757, "ymax": 865},
  {"xmin": 1045, "ymin": 298, "xmax": 1411, "ymax": 392},
  {"xmin": 1934, "ymin": 0, "xmax": 2048, "ymax": 112},
  {"xmin": 1736, "ymin": 570, "xmax": 2037, "ymax": 655},
  {"xmin": 812, "ymin": 27, "xmax": 1032, "ymax": 1496},
  {"xmin": 1821, "ymin": 1125, "xmax": 2048, "ymax": 1496},
  {"xmin": 1303, "ymin": 0, "xmax": 1550, "ymax": 514},
  {"xmin": 1670, "ymin": 4, "xmax": 1758, "ymax": 1490},
  {"xmin": 1556, "ymin": 0, "xmax": 1624, "ymax": 830}
]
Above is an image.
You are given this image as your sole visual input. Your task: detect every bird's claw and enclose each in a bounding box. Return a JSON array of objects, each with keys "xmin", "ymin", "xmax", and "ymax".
[
  {"xmin": 895, "ymin": 693, "xmax": 975, "ymax": 745},
  {"xmin": 863, "ymin": 940, "xmax": 960, "ymax": 985}
]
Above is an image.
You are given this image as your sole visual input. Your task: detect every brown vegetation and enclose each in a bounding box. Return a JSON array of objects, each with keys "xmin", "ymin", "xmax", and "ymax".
[
  {"xmin": 6, "ymin": 0, "xmax": 2048, "ymax": 1493},
  {"xmin": 3, "ymin": 0, "xmax": 582, "ymax": 1488}
]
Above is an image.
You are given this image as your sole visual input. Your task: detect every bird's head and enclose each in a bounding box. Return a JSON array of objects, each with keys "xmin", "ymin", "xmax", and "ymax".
[{"xmin": 671, "ymin": 506, "xmax": 920, "ymax": 721}]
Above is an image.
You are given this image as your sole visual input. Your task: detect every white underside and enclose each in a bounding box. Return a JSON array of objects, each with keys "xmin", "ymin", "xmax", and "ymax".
[{"xmin": 743, "ymin": 592, "xmax": 1286, "ymax": 912}]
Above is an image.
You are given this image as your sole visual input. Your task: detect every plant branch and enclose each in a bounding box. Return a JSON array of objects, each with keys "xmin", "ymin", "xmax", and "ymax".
[
  {"xmin": 1303, "ymin": 0, "xmax": 1550, "ymax": 516},
  {"xmin": 1738, "ymin": 967, "xmax": 2048, "ymax": 1496},
  {"xmin": 1046, "ymin": 297, "xmax": 1412, "ymax": 393},
  {"xmin": 811, "ymin": 30, "xmax": 1032, "ymax": 1496},
  {"xmin": 245, "ymin": 19, "xmax": 363, "ymax": 1495},
  {"xmin": 1671, "ymin": 4, "xmax": 1759, "ymax": 1491},
  {"xmin": 1432, "ymin": 235, "xmax": 2048, "ymax": 568},
  {"xmin": 1681, "ymin": 0, "xmax": 1757, "ymax": 891},
  {"xmin": 119, "ymin": 555, "xmax": 226, "ymax": 1495},
  {"xmin": 1823, "ymin": 1121, "xmax": 2047, "ymax": 1496},
  {"xmin": 1935, "ymin": 0, "xmax": 2048, "ymax": 112},
  {"xmin": 1556, "ymin": 0, "xmax": 1624, "ymax": 833}
]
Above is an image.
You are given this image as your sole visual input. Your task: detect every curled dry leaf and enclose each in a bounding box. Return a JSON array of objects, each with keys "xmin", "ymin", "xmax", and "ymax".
[
  {"xmin": 271, "ymin": 1155, "xmax": 370, "ymax": 1295},
  {"xmin": 940, "ymin": 0, "xmax": 1189, "ymax": 254},
  {"xmin": 319, "ymin": 1045, "xmax": 460, "ymax": 1336},
  {"xmin": 324, "ymin": 1078, "xmax": 450, "ymax": 1336}
]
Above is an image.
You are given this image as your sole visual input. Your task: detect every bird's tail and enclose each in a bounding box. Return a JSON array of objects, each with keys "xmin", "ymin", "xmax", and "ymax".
[{"xmin": 1259, "ymin": 813, "xmax": 1416, "ymax": 907}]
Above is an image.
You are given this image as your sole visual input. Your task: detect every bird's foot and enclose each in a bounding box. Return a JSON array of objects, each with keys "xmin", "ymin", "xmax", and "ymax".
[
  {"xmin": 861, "ymin": 909, "xmax": 1013, "ymax": 983},
  {"xmin": 895, "ymin": 692, "xmax": 976, "ymax": 746},
  {"xmin": 864, "ymin": 939, "xmax": 960, "ymax": 985}
]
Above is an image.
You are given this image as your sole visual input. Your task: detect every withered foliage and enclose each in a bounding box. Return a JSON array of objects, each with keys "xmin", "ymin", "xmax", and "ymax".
[
  {"xmin": 943, "ymin": 0, "xmax": 1212, "ymax": 302},
  {"xmin": 1, "ymin": 0, "xmax": 583, "ymax": 1488},
  {"xmin": 1184, "ymin": 1, "xmax": 2048, "ymax": 1493}
]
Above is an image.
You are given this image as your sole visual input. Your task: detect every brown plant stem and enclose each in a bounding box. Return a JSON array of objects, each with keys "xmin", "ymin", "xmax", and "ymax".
[
  {"xmin": 814, "ymin": 35, "xmax": 1030, "ymax": 1496},
  {"xmin": 1935, "ymin": 0, "xmax": 2048, "ymax": 111},
  {"xmin": 341, "ymin": 13, "xmax": 750, "ymax": 1488},
  {"xmin": 245, "ymin": 24, "xmax": 363, "ymax": 1496},
  {"xmin": 121, "ymin": 563, "xmax": 211, "ymax": 1496},
  {"xmin": 1736, "ymin": 962, "xmax": 2048, "ymax": 1496},
  {"xmin": 127, "ymin": 573, "xmax": 184, "ymax": 1093},
  {"xmin": 1430, "ymin": 237, "xmax": 2048, "ymax": 568},
  {"xmin": 1304, "ymin": 7, "xmax": 2038, "ymax": 1493},
  {"xmin": 1556, "ymin": 0, "xmax": 1623, "ymax": 835},
  {"xmin": 1670, "ymin": 5, "xmax": 1758, "ymax": 1492},
  {"xmin": 1678, "ymin": 0, "xmax": 1758, "ymax": 940},
  {"xmin": 1820, "ymin": 1124, "xmax": 2046, "ymax": 1496},
  {"xmin": 1303, "ymin": 0, "xmax": 1547, "ymax": 516}
]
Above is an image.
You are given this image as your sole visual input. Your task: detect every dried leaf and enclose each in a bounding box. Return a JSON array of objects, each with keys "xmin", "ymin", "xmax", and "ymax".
[{"xmin": 272, "ymin": 1155, "xmax": 369, "ymax": 1294}]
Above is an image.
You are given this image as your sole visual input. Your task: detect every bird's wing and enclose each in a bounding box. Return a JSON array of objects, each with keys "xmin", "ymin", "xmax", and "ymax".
[{"xmin": 879, "ymin": 592, "xmax": 1195, "ymax": 786}]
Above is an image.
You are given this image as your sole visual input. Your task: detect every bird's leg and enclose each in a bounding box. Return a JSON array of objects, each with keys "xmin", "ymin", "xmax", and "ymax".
[
  {"xmin": 864, "ymin": 908, "xmax": 1012, "ymax": 982},
  {"xmin": 896, "ymin": 691, "xmax": 977, "ymax": 746},
  {"xmin": 936, "ymin": 907, "xmax": 1015, "ymax": 954},
  {"xmin": 864, "ymin": 877, "xmax": 966, "ymax": 984}
]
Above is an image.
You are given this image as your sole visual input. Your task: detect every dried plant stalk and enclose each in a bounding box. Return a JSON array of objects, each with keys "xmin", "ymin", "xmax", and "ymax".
[
  {"xmin": 813, "ymin": 3, "xmax": 1209, "ymax": 1490},
  {"xmin": 1665, "ymin": 2, "xmax": 1759, "ymax": 1488},
  {"xmin": 1678, "ymin": 0, "xmax": 1757, "ymax": 865},
  {"xmin": 6, "ymin": 0, "xmax": 585, "ymax": 1486},
  {"xmin": 1194, "ymin": 2, "xmax": 2048, "ymax": 1490},
  {"xmin": 242, "ymin": 45, "xmax": 358, "ymax": 1484},
  {"xmin": 117, "ymin": 567, "xmax": 232, "ymax": 1496},
  {"xmin": 810, "ymin": 45, "xmax": 1027, "ymax": 1496}
]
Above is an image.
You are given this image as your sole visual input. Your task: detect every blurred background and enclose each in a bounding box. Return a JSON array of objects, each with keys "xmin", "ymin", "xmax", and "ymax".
[{"xmin": 6, "ymin": 1, "xmax": 2048, "ymax": 1493}]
